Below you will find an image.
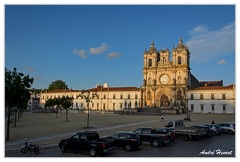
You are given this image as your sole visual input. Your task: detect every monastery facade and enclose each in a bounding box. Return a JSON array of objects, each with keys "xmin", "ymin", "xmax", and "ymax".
[{"xmin": 39, "ymin": 38, "xmax": 235, "ymax": 114}]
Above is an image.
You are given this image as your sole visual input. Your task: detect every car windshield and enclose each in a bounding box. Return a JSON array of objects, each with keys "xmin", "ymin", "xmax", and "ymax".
[{"xmin": 132, "ymin": 134, "xmax": 140, "ymax": 139}]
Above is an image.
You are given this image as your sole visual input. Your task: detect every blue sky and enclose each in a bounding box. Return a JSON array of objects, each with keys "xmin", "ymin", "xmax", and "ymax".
[{"xmin": 4, "ymin": 4, "xmax": 236, "ymax": 90}]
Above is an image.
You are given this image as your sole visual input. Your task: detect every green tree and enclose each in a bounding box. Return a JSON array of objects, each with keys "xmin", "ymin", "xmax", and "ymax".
[
  {"xmin": 61, "ymin": 96, "xmax": 73, "ymax": 122},
  {"xmin": 5, "ymin": 67, "xmax": 34, "ymax": 140},
  {"xmin": 48, "ymin": 80, "xmax": 68, "ymax": 90}
]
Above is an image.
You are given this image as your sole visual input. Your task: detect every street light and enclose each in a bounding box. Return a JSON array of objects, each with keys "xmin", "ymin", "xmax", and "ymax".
[{"xmin": 77, "ymin": 90, "xmax": 98, "ymax": 128}]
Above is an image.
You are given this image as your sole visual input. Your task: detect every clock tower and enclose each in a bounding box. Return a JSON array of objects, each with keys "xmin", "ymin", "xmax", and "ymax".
[{"xmin": 142, "ymin": 37, "xmax": 191, "ymax": 111}]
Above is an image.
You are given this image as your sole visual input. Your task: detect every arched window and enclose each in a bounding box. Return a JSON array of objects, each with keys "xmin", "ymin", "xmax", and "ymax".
[
  {"xmin": 148, "ymin": 59, "xmax": 152, "ymax": 67},
  {"xmin": 178, "ymin": 56, "xmax": 182, "ymax": 64},
  {"xmin": 163, "ymin": 57, "xmax": 166, "ymax": 64}
]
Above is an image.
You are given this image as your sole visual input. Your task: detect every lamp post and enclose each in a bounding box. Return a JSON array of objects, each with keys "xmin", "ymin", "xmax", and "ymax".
[{"xmin": 77, "ymin": 90, "xmax": 98, "ymax": 128}]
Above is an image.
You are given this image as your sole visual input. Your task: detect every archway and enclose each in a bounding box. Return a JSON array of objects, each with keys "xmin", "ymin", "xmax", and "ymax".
[{"xmin": 161, "ymin": 94, "xmax": 170, "ymax": 107}]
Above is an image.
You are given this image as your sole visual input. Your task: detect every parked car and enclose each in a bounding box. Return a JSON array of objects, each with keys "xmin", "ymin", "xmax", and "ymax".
[
  {"xmin": 133, "ymin": 127, "xmax": 171, "ymax": 147},
  {"xmin": 204, "ymin": 124, "xmax": 222, "ymax": 135},
  {"xmin": 157, "ymin": 128, "xmax": 176, "ymax": 142},
  {"xmin": 190, "ymin": 125, "xmax": 214, "ymax": 138},
  {"xmin": 217, "ymin": 122, "xmax": 235, "ymax": 134},
  {"xmin": 107, "ymin": 132, "xmax": 142, "ymax": 151},
  {"xmin": 59, "ymin": 131, "xmax": 115, "ymax": 157}
]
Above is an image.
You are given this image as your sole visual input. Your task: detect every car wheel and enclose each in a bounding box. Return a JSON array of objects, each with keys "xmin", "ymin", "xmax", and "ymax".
[
  {"xmin": 89, "ymin": 148, "xmax": 97, "ymax": 157},
  {"xmin": 151, "ymin": 139, "xmax": 159, "ymax": 147},
  {"xmin": 183, "ymin": 135, "xmax": 189, "ymax": 141},
  {"xmin": 125, "ymin": 144, "xmax": 132, "ymax": 152},
  {"xmin": 228, "ymin": 130, "xmax": 233, "ymax": 134},
  {"xmin": 61, "ymin": 144, "xmax": 66, "ymax": 153}
]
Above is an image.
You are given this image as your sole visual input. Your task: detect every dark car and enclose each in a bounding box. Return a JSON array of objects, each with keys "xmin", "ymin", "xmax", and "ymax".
[
  {"xmin": 108, "ymin": 132, "xmax": 142, "ymax": 151},
  {"xmin": 133, "ymin": 127, "xmax": 171, "ymax": 147},
  {"xmin": 190, "ymin": 125, "xmax": 214, "ymax": 138},
  {"xmin": 204, "ymin": 124, "xmax": 222, "ymax": 135},
  {"xmin": 59, "ymin": 131, "xmax": 115, "ymax": 157},
  {"xmin": 157, "ymin": 128, "xmax": 176, "ymax": 142}
]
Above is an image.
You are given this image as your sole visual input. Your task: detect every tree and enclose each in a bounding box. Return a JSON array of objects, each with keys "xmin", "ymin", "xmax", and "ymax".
[
  {"xmin": 61, "ymin": 96, "xmax": 73, "ymax": 122},
  {"xmin": 48, "ymin": 80, "xmax": 68, "ymax": 90},
  {"xmin": 5, "ymin": 67, "xmax": 34, "ymax": 140},
  {"xmin": 77, "ymin": 90, "xmax": 98, "ymax": 128}
]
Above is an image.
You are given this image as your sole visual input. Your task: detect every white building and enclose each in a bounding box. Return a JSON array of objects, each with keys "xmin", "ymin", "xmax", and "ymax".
[
  {"xmin": 187, "ymin": 84, "xmax": 235, "ymax": 114},
  {"xmin": 40, "ymin": 83, "xmax": 141, "ymax": 111}
]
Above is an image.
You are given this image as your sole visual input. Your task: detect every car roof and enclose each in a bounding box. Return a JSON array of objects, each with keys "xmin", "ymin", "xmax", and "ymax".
[{"xmin": 116, "ymin": 131, "xmax": 136, "ymax": 135}]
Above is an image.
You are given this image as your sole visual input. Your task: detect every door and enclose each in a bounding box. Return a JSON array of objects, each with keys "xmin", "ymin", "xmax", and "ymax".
[{"xmin": 161, "ymin": 95, "xmax": 169, "ymax": 107}]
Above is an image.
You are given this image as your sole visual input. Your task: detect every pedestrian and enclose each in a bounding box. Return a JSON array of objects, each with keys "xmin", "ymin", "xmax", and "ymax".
[
  {"xmin": 211, "ymin": 120, "xmax": 215, "ymax": 124},
  {"xmin": 161, "ymin": 114, "xmax": 164, "ymax": 121}
]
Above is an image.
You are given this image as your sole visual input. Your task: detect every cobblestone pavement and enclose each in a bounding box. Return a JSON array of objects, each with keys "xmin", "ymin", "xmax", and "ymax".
[
  {"xmin": 5, "ymin": 134, "xmax": 235, "ymax": 157},
  {"xmin": 5, "ymin": 112, "xmax": 236, "ymax": 157}
]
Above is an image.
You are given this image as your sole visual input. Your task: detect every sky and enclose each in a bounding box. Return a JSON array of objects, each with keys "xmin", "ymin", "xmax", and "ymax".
[{"xmin": 3, "ymin": 2, "xmax": 237, "ymax": 90}]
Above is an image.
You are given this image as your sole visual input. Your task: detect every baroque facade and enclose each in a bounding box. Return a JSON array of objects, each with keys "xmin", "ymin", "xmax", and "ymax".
[{"xmin": 39, "ymin": 38, "xmax": 235, "ymax": 114}]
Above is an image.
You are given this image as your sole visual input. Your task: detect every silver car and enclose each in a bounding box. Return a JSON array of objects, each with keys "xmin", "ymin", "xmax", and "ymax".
[
  {"xmin": 204, "ymin": 124, "xmax": 222, "ymax": 135},
  {"xmin": 217, "ymin": 122, "xmax": 235, "ymax": 134}
]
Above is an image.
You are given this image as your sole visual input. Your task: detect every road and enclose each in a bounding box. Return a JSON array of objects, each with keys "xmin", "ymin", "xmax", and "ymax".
[{"xmin": 5, "ymin": 134, "xmax": 235, "ymax": 157}]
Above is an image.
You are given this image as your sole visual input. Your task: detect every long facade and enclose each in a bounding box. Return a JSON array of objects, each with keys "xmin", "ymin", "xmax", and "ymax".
[
  {"xmin": 39, "ymin": 38, "xmax": 235, "ymax": 114},
  {"xmin": 40, "ymin": 83, "xmax": 141, "ymax": 111}
]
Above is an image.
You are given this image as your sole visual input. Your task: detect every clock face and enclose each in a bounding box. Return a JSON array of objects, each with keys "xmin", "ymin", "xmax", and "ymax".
[{"xmin": 160, "ymin": 75, "xmax": 169, "ymax": 84}]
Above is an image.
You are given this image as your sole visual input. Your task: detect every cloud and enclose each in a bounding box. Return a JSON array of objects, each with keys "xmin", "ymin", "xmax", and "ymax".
[
  {"xmin": 33, "ymin": 76, "xmax": 42, "ymax": 80},
  {"xmin": 89, "ymin": 43, "xmax": 108, "ymax": 54},
  {"xmin": 107, "ymin": 52, "xmax": 120, "ymax": 59},
  {"xmin": 22, "ymin": 66, "xmax": 37, "ymax": 72},
  {"xmin": 218, "ymin": 59, "xmax": 227, "ymax": 65},
  {"xmin": 185, "ymin": 22, "xmax": 235, "ymax": 63},
  {"xmin": 73, "ymin": 49, "xmax": 87, "ymax": 58}
]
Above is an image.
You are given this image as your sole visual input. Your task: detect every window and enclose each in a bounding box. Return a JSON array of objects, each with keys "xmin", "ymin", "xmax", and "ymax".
[
  {"xmin": 178, "ymin": 56, "xmax": 182, "ymax": 64},
  {"xmin": 211, "ymin": 94, "xmax": 215, "ymax": 99},
  {"xmin": 135, "ymin": 94, "xmax": 138, "ymax": 99},
  {"xmin": 222, "ymin": 94, "xmax": 226, "ymax": 99},
  {"xmin": 72, "ymin": 134, "xmax": 80, "ymax": 142},
  {"xmin": 223, "ymin": 105, "xmax": 226, "ymax": 111},
  {"xmin": 120, "ymin": 94, "xmax": 123, "ymax": 99},
  {"xmin": 163, "ymin": 57, "xmax": 166, "ymax": 64},
  {"xmin": 190, "ymin": 94, "xmax": 194, "ymax": 99},
  {"xmin": 149, "ymin": 59, "xmax": 152, "ymax": 67},
  {"xmin": 201, "ymin": 105, "xmax": 204, "ymax": 110},
  {"xmin": 200, "ymin": 94, "xmax": 204, "ymax": 99},
  {"xmin": 97, "ymin": 103, "xmax": 99, "ymax": 109},
  {"xmin": 113, "ymin": 103, "xmax": 116, "ymax": 110},
  {"xmin": 103, "ymin": 95, "xmax": 106, "ymax": 99},
  {"xmin": 76, "ymin": 103, "xmax": 78, "ymax": 107},
  {"xmin": 92, "ymin": 103, "xmax": 94, "ymax": 108},
  {"xmin": 191, "ymin": 105, "xmax": 194, "ymax": 111},
  {"xmin": 113, "ymin": 94, "xmax": 116, "ymax": 99},
  {"xmin": 128, "ymin": 94, "xmax": 130, "ymax": 99},
  {"xmin": 120, "ymin": 103, "xmax": 123, "ymax": 109},
  {"xmin": 211, "ymin": 105, "xmax": 215, "ymax": 111}
]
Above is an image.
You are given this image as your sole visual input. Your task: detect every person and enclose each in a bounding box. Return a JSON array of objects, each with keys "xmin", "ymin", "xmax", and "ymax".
[
  {"xmin": 161, "ymin": 114, "xmax": 164, "ymax": 121},
  {"xmin": 211, "ymin": 120, "xmax": 215, "ymax": 124}
]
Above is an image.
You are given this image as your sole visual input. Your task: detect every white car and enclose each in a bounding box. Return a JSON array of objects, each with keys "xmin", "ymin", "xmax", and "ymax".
[{"xmin": 217, "ymin": 122, "xmax": 235, "ymax": 134}]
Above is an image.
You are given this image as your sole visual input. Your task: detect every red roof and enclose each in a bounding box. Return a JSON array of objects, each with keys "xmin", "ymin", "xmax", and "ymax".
[
  {"xmin": 190, "ymin": 84, "xmax": 235, "ymax": 90},
  {"xmin": 42, "ymin": 87, "xmax": 140, "ymax": 93}
]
